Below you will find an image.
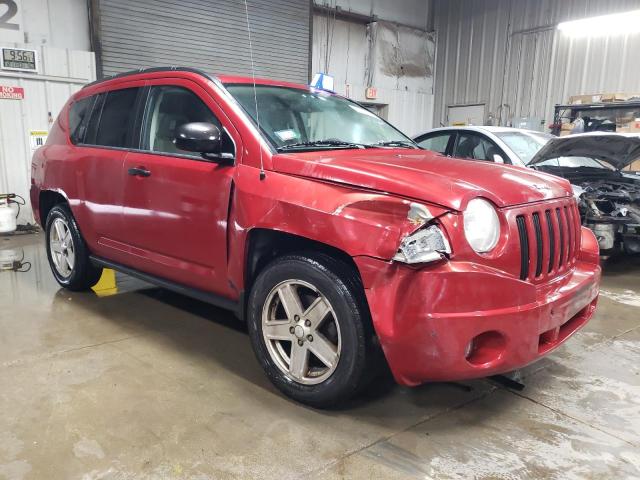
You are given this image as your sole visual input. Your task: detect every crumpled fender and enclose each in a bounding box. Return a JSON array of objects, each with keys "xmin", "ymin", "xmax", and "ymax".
[{"xmin": 227, "ymin": 165, "xmax": 450, "ymax": 289}]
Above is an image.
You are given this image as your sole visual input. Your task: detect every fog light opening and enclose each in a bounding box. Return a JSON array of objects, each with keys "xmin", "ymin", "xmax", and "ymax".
[
  {"xmin": 465, "ymin": 331, "xmax": 506, "ymax": 366},
  {"xmin": 464, "ymin": 338, "xmax": 475, "ymax": 359}
]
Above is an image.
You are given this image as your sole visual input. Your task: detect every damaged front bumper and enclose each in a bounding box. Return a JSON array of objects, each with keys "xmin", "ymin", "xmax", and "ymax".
[{"xmin": 354, "ymin": 228, "xmax": 601, "ymax": 386}]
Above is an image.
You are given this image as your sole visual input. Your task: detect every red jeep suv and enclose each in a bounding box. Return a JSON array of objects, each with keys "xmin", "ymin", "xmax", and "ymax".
[{"xmin": 31, "ymin": 67, "xmax": 601, "ymax": 407}]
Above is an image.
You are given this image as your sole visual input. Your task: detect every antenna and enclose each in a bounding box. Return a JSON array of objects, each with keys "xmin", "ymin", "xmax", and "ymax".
[{"xmin": 243, "ymin": 0, "xmax": 266, "ymax": 180}]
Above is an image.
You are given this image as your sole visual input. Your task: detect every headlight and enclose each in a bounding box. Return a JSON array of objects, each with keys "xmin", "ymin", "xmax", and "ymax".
[
  {"xmin": 464, "ymin": 198, "xmax": 500, "ymax": 253},
  {"xmin": 393, "ymin": 224, "xmax": 451, "ymax": 264}
]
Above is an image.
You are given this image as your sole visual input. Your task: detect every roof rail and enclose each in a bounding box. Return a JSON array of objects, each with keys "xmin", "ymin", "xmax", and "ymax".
[{"xmin": 82, "ymin": 66, "xmax": 217, "ymax": 89}]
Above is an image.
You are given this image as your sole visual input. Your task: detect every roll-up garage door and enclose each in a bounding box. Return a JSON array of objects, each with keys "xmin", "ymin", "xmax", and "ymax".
[{"xmin": 90, "ymin": 0, "xmax": 311, "ymax": 83}]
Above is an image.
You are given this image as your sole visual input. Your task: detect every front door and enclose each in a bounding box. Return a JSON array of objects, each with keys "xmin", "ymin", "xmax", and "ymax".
[{"xmin": 121, "ymin": 80, "xmax": 240, "ymax": 297}]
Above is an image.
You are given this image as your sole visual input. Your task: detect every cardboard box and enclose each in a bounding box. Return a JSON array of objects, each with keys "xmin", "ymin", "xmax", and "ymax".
[
  {"xmin": 601, "ymin": 92, "xmax": 640, "ymax": 102},
  {"xmin": 569, "ymin": 94, "xmax": 602, "ymax": 105},
  {"xmin": 569, "ymin": 92, "xmax": 640, "ymax": 105},
  {"xmin": 616, "ymin": 118, "xmax": 640, "ymax": 133}
]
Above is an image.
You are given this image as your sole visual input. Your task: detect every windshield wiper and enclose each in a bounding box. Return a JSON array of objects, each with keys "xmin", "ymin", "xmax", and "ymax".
[
  {"xmin": 368, "ymin": 140, "xmax": 417, "ymax": 149},
  {"xmin": 277, "ymin": 140, "xmax": 367, "ymax": 152}
]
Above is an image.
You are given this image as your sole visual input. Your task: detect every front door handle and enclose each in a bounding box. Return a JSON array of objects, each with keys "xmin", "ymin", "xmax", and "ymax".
[{"xmin": 128, "ymin": 167, "xmax": 151, "ymax": 177}]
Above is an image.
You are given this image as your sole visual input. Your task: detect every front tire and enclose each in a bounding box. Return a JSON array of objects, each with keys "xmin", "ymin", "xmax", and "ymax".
[
  {"xmin": 247, "ymin": 253, "xmax": 375, "ymax": 408},
  {"xmin": 45, "ymin": 204, "xmax": 102, "ymax": 291}
]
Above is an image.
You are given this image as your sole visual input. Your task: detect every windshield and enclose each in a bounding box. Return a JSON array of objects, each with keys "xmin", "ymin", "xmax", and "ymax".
[
  {"xmin": 534, "ymin": 156, "xmax": 616, "ymax": 169},
  {"xmin": 225, "ymin": 84, "xmax": 415, "ymax": 151},
  {"xmin": 494, "ymin": 131, "xmax": 553, "ymax": 164}
]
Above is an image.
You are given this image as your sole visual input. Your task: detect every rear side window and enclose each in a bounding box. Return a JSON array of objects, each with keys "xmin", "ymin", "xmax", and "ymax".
[
  {"xmin": 417, "ymin": 132, "xmax": 452, "ymax": 154},
  {"xmin": 69, "ymin": 96, "xmax": 94, "ymax": 144},
  {"xmin": 85, "ymin": 88, "xmax": 140, "ymax": 148},
  {"xmin": 454, "ymin": 132, "xmax": 500, "ymax": 162}
]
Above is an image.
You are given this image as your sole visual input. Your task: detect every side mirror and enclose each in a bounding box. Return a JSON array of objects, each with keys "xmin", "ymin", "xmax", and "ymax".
[
  {"xmin": 493, "ymin": 153, "xmax": 505, "ymax": 164},
  {"xmin": 174, "ymin": 122, "xmax": 233, "ymax": 163}
]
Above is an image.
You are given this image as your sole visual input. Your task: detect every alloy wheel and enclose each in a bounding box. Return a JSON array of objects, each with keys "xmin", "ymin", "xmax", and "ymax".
[
  {"xmin": 49, "ymin": 217, "xmax": 75, "ymax": 278},
  {"xmin": 261, "ymin": 279, "xmax": 341, "ymax": 385}
]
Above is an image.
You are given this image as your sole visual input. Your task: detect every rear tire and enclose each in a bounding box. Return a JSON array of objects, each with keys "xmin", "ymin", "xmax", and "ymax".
[
  {"xmin": 45, "ymin": 204, "xmax": 102, "ymax": 291},
  {"xmin": 247, "ymin": 253, "xmax": 376, "ymax": 408}
]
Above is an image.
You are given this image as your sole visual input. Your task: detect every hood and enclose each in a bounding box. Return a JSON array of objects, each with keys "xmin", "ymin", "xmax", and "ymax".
[
  {"xmin": 529, "ymin": 132, "xmax": 640, "ymax": 170},
  {"xmin": 272, "ymin": 149, "xmax": 571, "ymax": 211}
]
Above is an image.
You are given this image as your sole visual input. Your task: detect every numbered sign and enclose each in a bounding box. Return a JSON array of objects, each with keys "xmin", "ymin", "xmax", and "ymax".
[{"xmin": 1, "ymin": 48, "xmax": 37, "ymax": 72}]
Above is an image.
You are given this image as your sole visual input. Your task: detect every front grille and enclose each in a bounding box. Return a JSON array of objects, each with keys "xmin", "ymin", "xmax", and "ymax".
[{"xmin": 515, "ymin": 199, "xmax": 581, "ymax": 282}]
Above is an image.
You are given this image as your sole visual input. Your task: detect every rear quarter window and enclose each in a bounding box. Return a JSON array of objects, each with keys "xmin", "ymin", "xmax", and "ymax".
[{"xmin": 69, "ymin": 96, "xmax": 94, "ymax": 145}]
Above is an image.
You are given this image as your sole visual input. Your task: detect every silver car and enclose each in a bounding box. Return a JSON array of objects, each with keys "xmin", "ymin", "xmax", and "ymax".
[{"xmin": 413, "ymin": 126, "xmax": 553, "ymax": 166}]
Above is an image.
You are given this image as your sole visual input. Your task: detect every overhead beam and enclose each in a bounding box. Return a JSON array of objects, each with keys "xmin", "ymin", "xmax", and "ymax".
[{"xmin": 312, "ymin": 4, "xmax": 377, "ymax": 25}]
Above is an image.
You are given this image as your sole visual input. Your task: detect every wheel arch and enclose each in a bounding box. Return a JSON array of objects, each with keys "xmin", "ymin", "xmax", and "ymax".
[
  {"xmin": 39, "ymin": 189, "xmax": 69, "ymax": 225},
  {"xmin": 244, "ymin": 228, "xmax": 361, "ymax": 290}
]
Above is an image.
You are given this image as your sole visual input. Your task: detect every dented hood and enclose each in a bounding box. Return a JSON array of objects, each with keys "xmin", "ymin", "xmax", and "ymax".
[
  {"xmin": 272, "ymin": 149, "xmax": 571, "ymax": 211},
  {"xmin": 530, "ymin": 132, "xmax": 640, "ymax": 170}
]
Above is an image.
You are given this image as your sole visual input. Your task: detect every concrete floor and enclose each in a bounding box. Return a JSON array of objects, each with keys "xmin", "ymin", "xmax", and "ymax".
[{"xmin": 1, "ymin": 232, "xmax": 639, "ymax": 480}]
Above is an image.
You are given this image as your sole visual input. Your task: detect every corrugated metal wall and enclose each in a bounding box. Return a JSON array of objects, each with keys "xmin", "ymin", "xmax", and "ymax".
[
  {"xmin": 433, "ymin": 0, "xmax": 640, "ymax": 127},
  {"xmin": 0, "ymin": 44, "xmax": 96, "ymax": 224},
  {"xmin": 93, "ymin": 0, "xmax": 311, "ymax": 83}
]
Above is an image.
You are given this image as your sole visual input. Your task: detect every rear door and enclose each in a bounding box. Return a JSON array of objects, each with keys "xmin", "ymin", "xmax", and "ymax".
[
  {"xmin": 72, "ymin": 83, "xmax": 144, "ymax": 258},
  {"xmin": 120, "ymin": 78, "xmax": 241, "ymax": 296}
]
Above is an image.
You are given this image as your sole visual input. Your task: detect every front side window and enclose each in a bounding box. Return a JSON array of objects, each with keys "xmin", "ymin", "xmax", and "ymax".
[
  {"xmin": 416, "ymin": 132, "xmax": 452, "ymax": 154},
  {"xmin": 142, "ymin": 86, "xmax": 229, "ymax": 156},
  {"xmin": 225, "ymin": 84, "xmax": 414, "ymax": 151},
  {"xmin": 69, "ymin": 96, "xmax": 94, "ymax": 145},
  {"xmin": 453, "ymin": 132, "xmax": 502, "ymax": 162},
  {"xmin": 87, "ymin": 88, "xmax": 140, "ymax": 148}
]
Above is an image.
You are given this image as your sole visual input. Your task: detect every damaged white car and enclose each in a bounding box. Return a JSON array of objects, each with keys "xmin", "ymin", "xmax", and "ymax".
[{"xmin": 528, "ymin": 133, "xmax": 640, "ymax": 256}]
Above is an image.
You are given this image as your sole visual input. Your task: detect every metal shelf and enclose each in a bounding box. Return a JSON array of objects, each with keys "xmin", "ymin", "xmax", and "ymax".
[{"xmin": 552, "ymin": 101, "xmax": 640, "ymax": 135}]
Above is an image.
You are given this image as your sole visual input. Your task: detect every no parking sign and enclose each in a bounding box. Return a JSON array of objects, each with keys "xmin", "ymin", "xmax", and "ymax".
[{"xmin": 0, "ymin": 85, "xmax": 24, "ymax": 100}]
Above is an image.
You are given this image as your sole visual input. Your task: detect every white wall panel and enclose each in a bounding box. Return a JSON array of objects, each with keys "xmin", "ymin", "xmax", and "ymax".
[
  {"xmin": 0, "ymin": 44, "xmax": 95, "ymax": 224},
  {"xmin": 2, "ymin": 0, "xmax": 90, "ymax": 50},
  {"xmin": 312, "ymin": 15, "xmax": 435, "ymax": 135},
  {"xmin": 433, "ymin": 0, "xmax": 640, "ymax": 128},
  {"xmin": 0, "ymin": 1, "xmax": 92, "ymax": 225}
]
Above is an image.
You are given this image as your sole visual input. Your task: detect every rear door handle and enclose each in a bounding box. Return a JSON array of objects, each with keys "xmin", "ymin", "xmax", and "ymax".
[{"xmin": 128, "ymin": 167, "xmax": 151, "ymax": 177}]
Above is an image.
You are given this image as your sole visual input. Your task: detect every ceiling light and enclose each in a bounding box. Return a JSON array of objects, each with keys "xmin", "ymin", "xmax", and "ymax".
[{"xmin": 557, "ymin": 9, "xmax": 640, "ymax": 37}]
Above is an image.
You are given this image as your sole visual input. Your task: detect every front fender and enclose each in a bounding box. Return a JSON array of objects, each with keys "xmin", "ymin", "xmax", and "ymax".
[{"xmin": 227, "ymin": 165, "xmax": 450, "ymax": 288}]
